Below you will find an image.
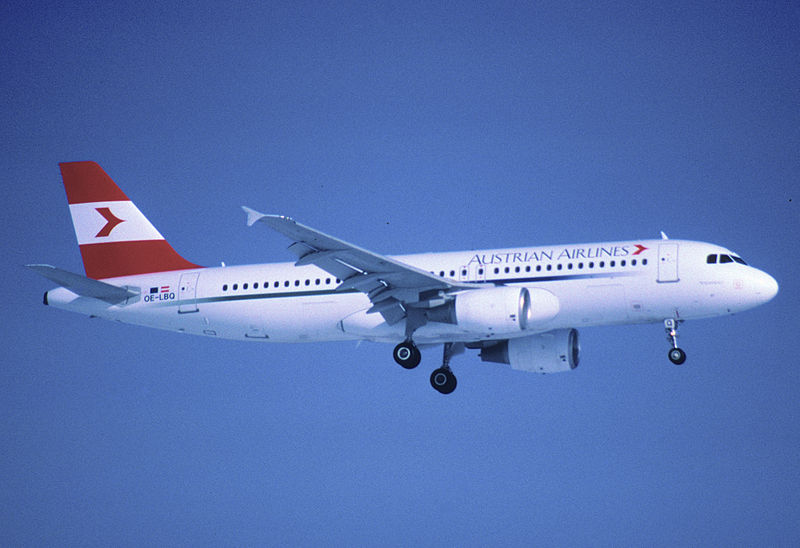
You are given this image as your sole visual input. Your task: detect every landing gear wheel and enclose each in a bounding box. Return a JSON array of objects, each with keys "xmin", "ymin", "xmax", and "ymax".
[
  {"xmin": 430, "ymin": 368, "xmax": 457, "ymax": 394},
  {"xmin": 668, "ymin": 347, "xmax": 686, "ymax": 365},
  {"xmin": 664, "ymin": 319, "xmax": 686, "ymax": 365},
  {"xmin": 393, "ymin": 341, "xmax": 421, "ymax": 369}
]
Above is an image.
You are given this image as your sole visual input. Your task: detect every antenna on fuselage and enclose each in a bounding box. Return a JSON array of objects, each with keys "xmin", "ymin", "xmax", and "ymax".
[{"xmin": 660, "ymin": 231, "xmax": 669, "ymax": 240}]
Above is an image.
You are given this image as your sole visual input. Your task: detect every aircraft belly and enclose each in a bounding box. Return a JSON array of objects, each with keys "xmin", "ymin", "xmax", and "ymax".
[
  {"xmin": 200, "ymin": 294, "xmax": 362, "ymax": 342},
  {"xmin": 339, "ymin": 307, "xmax": 536, "ymax": 344}
]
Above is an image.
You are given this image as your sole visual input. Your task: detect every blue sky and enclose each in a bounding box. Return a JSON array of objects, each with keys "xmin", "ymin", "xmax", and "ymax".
[{"xmin": 3, "ymin": 2, "xmax": 799, "ymax": 545}]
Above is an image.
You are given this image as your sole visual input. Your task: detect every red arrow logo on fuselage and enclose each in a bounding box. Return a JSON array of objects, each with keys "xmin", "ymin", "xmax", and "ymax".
[
  {"xmin": 95, "ymin": 207, "xmax": 125, "ymax": 237},
  {"xmin": 632, "ymin": 244, "xmax": 648, "ymax": 255}
]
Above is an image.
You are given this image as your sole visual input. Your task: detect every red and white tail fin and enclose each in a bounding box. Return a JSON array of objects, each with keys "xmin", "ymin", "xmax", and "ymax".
[{"xmin": 60, "ymin": 161, "xmax": 201, "ymax": 279}]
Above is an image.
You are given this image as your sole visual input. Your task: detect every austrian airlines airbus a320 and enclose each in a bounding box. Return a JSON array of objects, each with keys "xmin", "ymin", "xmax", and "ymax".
[{"xmin": 29, "ymin": 162, "xmax": 779, "ymax": 393}]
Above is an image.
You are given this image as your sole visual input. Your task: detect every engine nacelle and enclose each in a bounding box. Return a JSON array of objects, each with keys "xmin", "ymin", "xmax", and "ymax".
[
  {"xmin": 453, "ymin": 286, "xmax": 532, "ymax": 335},
  {"xmin": 479, "ymin": 329, "xmax": 580, "ymax": 373}
]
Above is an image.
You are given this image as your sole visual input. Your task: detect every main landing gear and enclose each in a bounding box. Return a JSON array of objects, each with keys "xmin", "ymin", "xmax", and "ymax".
[
  {"xmin": 393, "ymin": 340, "xmax": 461, "ymax": 394},
  {"xmin": 393, "ymin": 340, "xmax": 421, "ymax": 369},
  {"xmin": 664, "ymin": 318, "xmax": 686, "ymax": 365},
  {"xmin": 430, "ymin": 342, "xmax": 462, "ymax": 395}
]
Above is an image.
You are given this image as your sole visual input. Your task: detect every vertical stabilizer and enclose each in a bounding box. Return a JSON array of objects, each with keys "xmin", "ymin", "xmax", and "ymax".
[{"xmin": 59, "ymin": 162, "xmax": 200, "ymax": 279}]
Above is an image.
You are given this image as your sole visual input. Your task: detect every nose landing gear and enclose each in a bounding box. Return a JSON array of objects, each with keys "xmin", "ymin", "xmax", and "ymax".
[{"xmin": 665, "ymin": 318, "xmax": 686, "ymax": 365}]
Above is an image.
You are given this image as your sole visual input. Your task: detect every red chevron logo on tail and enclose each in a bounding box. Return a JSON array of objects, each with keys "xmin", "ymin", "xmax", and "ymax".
[{"xmin": 95, "ymin": 207, "xmax": 125, "ymax": 237}]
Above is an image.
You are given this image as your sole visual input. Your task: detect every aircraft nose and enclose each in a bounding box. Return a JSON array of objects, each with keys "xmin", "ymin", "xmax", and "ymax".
[{"xmin": 753, "ymin": 270, "xmax": 779, "ymax": 303}]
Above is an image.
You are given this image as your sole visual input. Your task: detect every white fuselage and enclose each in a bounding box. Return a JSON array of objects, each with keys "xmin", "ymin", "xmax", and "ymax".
[{"xmin": 45, "ymin": 239, "xmax": 778, "ymax": 344}]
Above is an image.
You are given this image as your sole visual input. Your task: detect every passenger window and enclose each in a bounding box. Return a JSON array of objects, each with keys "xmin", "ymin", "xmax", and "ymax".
[
  {"xmin": 294, "ymin": 280, "xmax": 300, "ymax": 286},
  {"xmin": 478, "ymin": 268, "xmax": 484, "ymax": 275},
  {"xmin": 642, "ymin": 259, "xmax": 648, "ymax": 265},
  {"xmin": 253, "ymin": 283, "xmax": 259, "ymax": 289},
  {"xmin": 222, "ymin": 284, "xmax": 228, "ymax": 291},
  {"xmin": 232, "ymin": 284, "xmax": 238, "ymax": 290},
  {"xmin": 707, "ymin": 254, "xmax": 717, "ymax": 264},
  {"xmin": 284, "ymin": 281, "xmax": 289, "ymax": 287},
  {"xmin": 720, "ymin": 255, "xmax": 733, "ymax": 263},
  {"xmin": 450, "ymin": 270, "xmax": 455, "ymax": 277},
  {"xmin": 515, "ymin": 266, "xmax": 520, "ymax": 273}
]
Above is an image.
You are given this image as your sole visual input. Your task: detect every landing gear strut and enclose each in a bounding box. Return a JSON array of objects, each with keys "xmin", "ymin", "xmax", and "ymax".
[
  {"xmin": 430, "ymin": 342, "xmax": 462, "ymax": 394},
  {"xmin": 664, "ymin": 319, "xmax": 686, "ymax": 365},
  {"xmin": 393, "ymin": 340, "xmax": 421, "ymax": 369}
]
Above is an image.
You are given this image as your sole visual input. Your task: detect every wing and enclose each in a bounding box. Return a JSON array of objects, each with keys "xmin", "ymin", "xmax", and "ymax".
[{"xmin": 243, "ymin": 207, "xmax": 475, "ymax": 329}]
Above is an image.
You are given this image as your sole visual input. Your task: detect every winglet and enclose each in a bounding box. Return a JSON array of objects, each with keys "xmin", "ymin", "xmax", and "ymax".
[{"xmin": 242, "ymin": 206, "xmax": 267, "ymax": 227}]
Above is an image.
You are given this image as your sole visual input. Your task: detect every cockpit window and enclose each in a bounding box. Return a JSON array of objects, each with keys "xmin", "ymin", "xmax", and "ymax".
[{"xmin": 708, "ymin": 253, "xmax": 747, "ymax": 265}]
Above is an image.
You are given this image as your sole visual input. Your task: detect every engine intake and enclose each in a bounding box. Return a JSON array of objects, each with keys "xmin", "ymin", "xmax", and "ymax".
[{"xmin": 480, "ymin": 329, "xmax": 580, "ymax": 373}]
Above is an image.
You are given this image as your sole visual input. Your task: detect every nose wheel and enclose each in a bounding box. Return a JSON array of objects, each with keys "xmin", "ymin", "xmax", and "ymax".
[
  {"xmin": 665, "ymin": 319, "xmax": 686, "ymax": 365},
  {"xmin": 668, "ymin": 347, "xmax": 686, "ymax": 365}
]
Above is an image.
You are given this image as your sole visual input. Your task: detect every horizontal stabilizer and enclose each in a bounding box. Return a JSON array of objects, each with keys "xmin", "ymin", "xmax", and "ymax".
[{"xmin": 26, "ymin": 264, "xmax": 138, "ymax": 305}]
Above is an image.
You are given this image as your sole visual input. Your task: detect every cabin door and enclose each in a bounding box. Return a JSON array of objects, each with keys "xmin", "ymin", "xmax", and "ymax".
[
  {"xmin": 657, "ymin": 244, "xmax": 679, "ymax": 283},
  {"xmin": 178, "ymin": 272, "xmax": 200, "ymax": 313}
]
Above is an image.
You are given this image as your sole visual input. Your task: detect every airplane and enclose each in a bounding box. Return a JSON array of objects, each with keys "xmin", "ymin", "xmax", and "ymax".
[{"xmin": 29, "ymin": 161, "xmax": 779, "ymax": 394}]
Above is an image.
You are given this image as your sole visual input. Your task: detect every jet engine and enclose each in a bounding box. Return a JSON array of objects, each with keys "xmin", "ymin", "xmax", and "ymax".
[
  {"xmin": 479, "ymin": 329, "xmax": 580, "ymax": 373},
  {"xmin": 452, "ymin": 286, "xmax": 532, "ymax": 334}
]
